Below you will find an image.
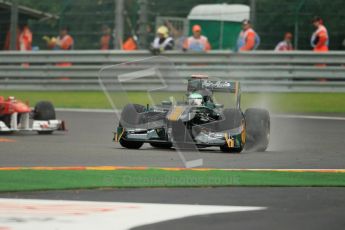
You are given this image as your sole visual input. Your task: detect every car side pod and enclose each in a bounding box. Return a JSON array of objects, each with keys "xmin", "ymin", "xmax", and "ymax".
[{"xmin": 0, "ymin": 119, "xmax": 66, "ymax": 133}]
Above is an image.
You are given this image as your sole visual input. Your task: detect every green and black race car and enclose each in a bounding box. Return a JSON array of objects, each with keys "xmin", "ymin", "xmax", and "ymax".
[{"xmin": 114, "ymin": 76, "xmax": 270, "ymax": 153}]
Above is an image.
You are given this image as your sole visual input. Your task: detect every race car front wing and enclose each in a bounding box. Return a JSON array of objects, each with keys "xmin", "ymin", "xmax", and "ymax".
[
  {"xmin": 114, "ymin": 126, "xmax": 244, "ymax": 149},
  {"xmin": 0, "ymin": 112, "xmax": 66, "ymax": 132}
]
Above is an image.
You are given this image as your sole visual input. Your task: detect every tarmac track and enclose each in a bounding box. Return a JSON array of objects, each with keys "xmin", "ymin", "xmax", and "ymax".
[
  {"xmin": 1, "ymin": 110, "xmax": 345, "ymax": 168},
  {"xmin": 1, "ymin": 111, "xmax": 345, "ymax": 229},
  {"xmin": 1, "ymin": 187, "xmax": 345, "ymax": 230}
]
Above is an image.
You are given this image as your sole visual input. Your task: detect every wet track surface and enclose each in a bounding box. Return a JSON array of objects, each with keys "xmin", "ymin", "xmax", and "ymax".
[
  {"xmin": 1, "ymin": 111, "xmax": 345, "ymax": 168},
  {"xmin": 1, "ymin": 111, "xmax": 345, "ymax": 229}
]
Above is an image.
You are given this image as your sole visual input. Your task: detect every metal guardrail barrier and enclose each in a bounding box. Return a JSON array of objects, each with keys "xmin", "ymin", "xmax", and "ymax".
[
  {"xmin": 1, "ymin": 50, "xmax": 345, "ymax": 64},
  {"xmin": 0, "ymin": 50, "xmax": 345, "ymax": 92}
]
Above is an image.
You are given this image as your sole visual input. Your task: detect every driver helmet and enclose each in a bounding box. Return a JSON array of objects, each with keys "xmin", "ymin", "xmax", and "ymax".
[{"xmin": 188, "ymin": 93, "xmax": 203, "ymax": 106}]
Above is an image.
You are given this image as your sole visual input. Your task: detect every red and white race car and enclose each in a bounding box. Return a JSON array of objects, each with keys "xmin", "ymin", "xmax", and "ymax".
[{"xmin": 0, "ymin": 96, "xmax": 65, "ymax": 134}]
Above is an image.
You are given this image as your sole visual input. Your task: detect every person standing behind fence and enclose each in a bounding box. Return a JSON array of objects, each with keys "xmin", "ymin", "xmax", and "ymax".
[
  {"xmin": 311, "ymin": 16, "xmax": 329, "ymax": 52},
  {"xmin": 55, "ymin": 27, "xmax": 74, "ymax": 66},
  {"xmin": 275, "ymin": 32, "xmax": 294, "ymax": 51},
  {"xmin": 236, "ymin": 19, "xmax": 260, "ymax": 51},
  {"xmin": 100, "ymin": 25, "xmax": 114, "ymax": 50},
  {"xmin": 122, "ymin": 35, "xmax": 137, "ymax": 50},
  {"xmin": 54, "ymin": 27, "xmax": 74, "ymax": 51},
  {"xmin": 18, "ymin": 24, "xmax": 33, "ymax": 67},
  {"xmin": 150, "ymin": 26, "xmax": 174, "ymax": 55},
  {"xmin": 182, "ymin": 25, "xmax": 211, "ymax": 52},
  {"xmin": 19, "ymin": 24, "xmax": 32, "ymax": 51},
  {"xmin": 19, "ymin": 25, "xmax": 32, "ymax": 51}
]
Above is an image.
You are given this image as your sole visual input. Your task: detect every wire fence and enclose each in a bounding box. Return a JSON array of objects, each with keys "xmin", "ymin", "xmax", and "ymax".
[{"xmin": 2, "ymin": 0, "xmax": 345, "ymax": 50}]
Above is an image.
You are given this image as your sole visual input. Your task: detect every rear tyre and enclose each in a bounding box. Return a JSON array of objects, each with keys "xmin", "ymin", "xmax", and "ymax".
[
  {"xmin": 33, "ymin": 101, "xmax": 56, "ymax": 135},
  {"xmin": 150, "ymin": 142, "xmax": 172, "ymax": 149},
  {"xmin": 244, "ymin": 108, "xmax": 270, "ymax": 151}
]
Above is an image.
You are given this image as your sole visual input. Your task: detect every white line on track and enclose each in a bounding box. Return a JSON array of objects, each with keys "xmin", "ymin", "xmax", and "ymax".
[
  {"xmin": 56, "ymin": 108, "xmax": 345, "ymax": 121},
  {"xmin": 0, "ymin": 198, "xmax": 265, "ymax": 230}
]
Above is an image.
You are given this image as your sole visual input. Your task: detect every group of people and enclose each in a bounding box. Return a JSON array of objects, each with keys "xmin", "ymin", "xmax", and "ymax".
[
  {"xmin": 43, "ymin": 27, "xmax": 74, "ymax": 51},
  {"xmin": 275, "ymin": 16, "xmax": 328, "ymax": 52},
  {"xmin": 151, "ymin": 16, "xmax": 329, "ymax": 53},
  {"xmin": 99, "ymin": 25, "xmax": 138, "ymax": 50},
  {"xmin": 4, "ymin": 26, "xmax": 74, "ymax": 52},
  {"xmin": 4, "ymin": 15, "xmax": 329, "ymax": 54},
  {"xmin": 151, "ymin": 24, "xmax": 211, "ymax": 53}
]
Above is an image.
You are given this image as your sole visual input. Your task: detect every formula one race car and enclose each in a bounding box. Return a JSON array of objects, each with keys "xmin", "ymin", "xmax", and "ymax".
[
  {"xmin": 0, "ymin": 96, "xmax": 65, "ymax": 134},
  {"xmin": 114, "ymin": 76, "xmax": 270, "ymax": 153}
]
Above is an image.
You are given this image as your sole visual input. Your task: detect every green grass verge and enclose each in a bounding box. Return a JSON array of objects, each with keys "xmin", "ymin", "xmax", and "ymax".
[
  {"xmin": 1, "ymin": 170, "xmax": 345, "ymax": 192},
  {"xmin": 2, "ymin": 91, "xmax": 345, "ymax": 114}
]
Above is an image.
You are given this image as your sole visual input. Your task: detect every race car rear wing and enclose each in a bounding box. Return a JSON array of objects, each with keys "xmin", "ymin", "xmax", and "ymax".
[
  {"xmin": 202, "ymin": 80, "xmax": 239, "ymax": 93},
  {"xmin": 187, "ymin": 79, "xmax": 239, "ymax": 93},
  {"xmin": 187, "ymin": 78, "xmax": 241, "ymax": 109}
]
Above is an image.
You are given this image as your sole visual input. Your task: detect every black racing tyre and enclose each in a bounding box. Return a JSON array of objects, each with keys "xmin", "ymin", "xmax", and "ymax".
[
  {"xmin": 120, "ymin": 103, "xmax": 146, "ymax": 127},
  {"xmin": 33, "ymin": 101, "xmax": 56, "ymax": 135},
  {"xmin": 118, "ymin": 104, "xmax": 146, "ymax": 149},
  {"xmin": 244, "ymin": 108, "xmax": 270, "ymax": 152},
  {"xmin": 150, "ymin": 142, "xmax": 173, "ymax": 149},
  {"xmin": 119, "ymin": 138, "xmax": 144, "ymax": 149}
]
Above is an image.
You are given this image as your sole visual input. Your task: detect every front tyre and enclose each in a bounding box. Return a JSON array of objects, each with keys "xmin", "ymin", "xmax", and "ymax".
[
  {"xmin": 33, "ymin": 101, "xmax": 56, "ymax": 135},
  {"xmin": 150, "ymin": 142, "xmax": 172, "ymax": 149},
  {"xmin": 119, "ymin": 138, "xmax": 144, "ymax": 149}
]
